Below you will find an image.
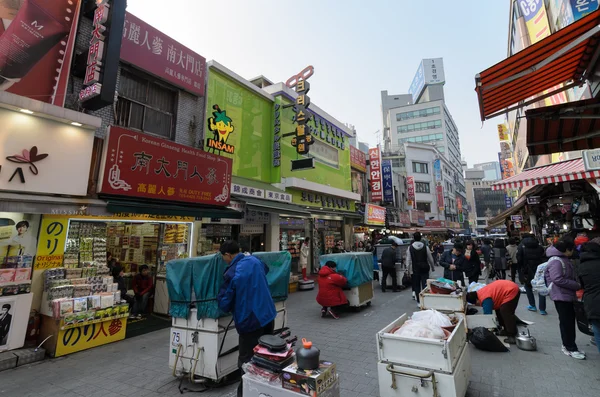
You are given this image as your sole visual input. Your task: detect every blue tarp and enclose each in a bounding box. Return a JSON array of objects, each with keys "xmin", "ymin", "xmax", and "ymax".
[
  {"xmin": 166, "ymin": 251, "xmax": 291, "ymax": 319},
  {"xmin": 319, "ymin": 252, "xmax": 373, "ymax": 288}
]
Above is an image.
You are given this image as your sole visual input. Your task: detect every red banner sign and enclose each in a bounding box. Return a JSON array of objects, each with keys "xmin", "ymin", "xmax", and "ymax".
[
  {"xmin": 350, "ymin": 146, "xmax": 367, "ymax": 172},
  {"xmin": 368, "ymin": 147, "xmax": 382, "ymax": 202},
  {"xmin": 407, "ymin": 176, "xmax": 416, "ymax": 209},
  {"xmin": 120, "ymin": 13, "xmax": 206, "ymax": 96},
  {"xmin": 409, "ymin": 210, "xmax": 425, "ymax": 226},
  {"xmin": 425, "ymin": 220, "xmax": 446, "ymax": 228},
  {"xmin": 399, "ymin": 212, "xmax": 411, "ymax": 228},
  {"xmin": 99, "ymin": 127, "xmax": 232, "ymax": 206},
  {"xmin": 364, "ymin": 204, "xmax": 386, "ymax": 226},
  {"xmin": 436, "ymin": 185, "xmax": 444, "ymax": 211}
]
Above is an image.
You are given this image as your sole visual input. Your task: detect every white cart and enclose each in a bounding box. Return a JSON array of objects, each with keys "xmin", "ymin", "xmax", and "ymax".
[
  {"xmin": 376, "ymin": 313, "xmax": 471, "ymax": 397},
  {"xmin": 344, "ymin": 281, "xmax": 374, "ymax": 308}
]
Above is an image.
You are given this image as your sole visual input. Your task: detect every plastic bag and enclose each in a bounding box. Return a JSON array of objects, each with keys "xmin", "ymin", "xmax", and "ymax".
[
  {"xmin": 394, "ymin": 320, "xmax": 446, "ymax": 339},
  {"xmin": 468, "ymin": 327, "xmax": 509, "ymax": 352},
  {"xmin": 467, "ymin": 282, "xmax": 486, "ymax": 292},
  {"xmin": 242, "ymin": 362, "xmax": 282, "ymax": 385},
  {"xmin": 411, "ymin": 309, "xmax": 452, "ymax": 327}
]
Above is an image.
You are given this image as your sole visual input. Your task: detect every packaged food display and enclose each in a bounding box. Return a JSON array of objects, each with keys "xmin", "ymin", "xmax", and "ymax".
[
  {"xmin": 14, "ymin": 268, "xmax": 32, "ymax": 282},
  {"xmin": 0, "ymin": 269, "xmax": 16, "ymax": 283}
]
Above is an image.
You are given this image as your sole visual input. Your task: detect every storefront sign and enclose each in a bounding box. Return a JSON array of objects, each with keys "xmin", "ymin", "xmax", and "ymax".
[
  {"xmin": 265, "ymin": 190, "xmax": 292, "ymax": 203},
  {"xmin": 273, "ymin": 100, "xmax": 282, "ymax": 167},
  {"xmin": 310, "ymin": 114, "xmax": 346, "ymax": 150},
  {"xmin": 433, "ymin": 159, "xmax": 441, "ymax": 182},
  {"xmin": 245, "ymin": 208, "xmax": 270, "ymax": 224},
  {"xmin": 505, "ymin": 195, "xmax": 514, "ymax": 209},
  {"xmin": 583, "ymin": 148, "xmax": 600, "ymax": 171},
  {"xmin": 425, "ymin": 220, "xmax": 446, "ymax": 228},
  {"xmin": 99, "ymin": 127, "xmax": 232, "ymax": 206},
  {"xmin": 55, "ymin": 317, "xmax": 127, "ymax": 357},
  {"xmin": 364, "ymin": 204, "xmax": 386, "ymax": 226},
  {"xmin": 231, "ymin": 183, "xmax": 292, "ymax": 203},
  {"xmin": 570, "ymin": 0, "xmax": 599, "ymax": 20},
  {"xmin": 0, "ymin": 0, "xmax": 82, "ymax": 105},
  {"xmin": 511, "ymin": 215, "xmax": 523, "ymax": 222},
  {"xmin": 299, "ymin": 191, "xmax": 352, "ymax": 211},
  {"xmin": 369, "ymin": 147, "xmax": 383, "ymax": 202},
  {"xmin": 399, "ymin": 212, "xmax": 411, "ymax": 228},
  {"xmin": 291, "ymin": 79, "xmax": 315, "ymax": 155},
  {"xmin": 34, "ymin": 217, "xmax": 69, "ymax": 270},
  {"xmin": 382, "ymin": 160, "xmax": 394, "ymax": 203},
  {"xmin": 350, "ymin": 146, "xmax": 367, "ymax": 172},
  {"xmin": 0, "ymin": 108, "xmax": 94, "ymax": 196},
  {"xmin": 121, "ymin": 12, "xmax": 206, "ymax": 96},
  {"xmin": 497, "ymin": 124, "xmax": 509, "ymax": 141},
  {"xmin": 206, "ymin": 105, "xmax": 235, "ymax": 155},
  {"xmin": 406, "ymin": 176, "xmax": 416, "ymax": 208},
  {"xmin": 436, "ymin": 184, "xmax": 444, "ymax": 211},
  {"xmin": 409, "ymin": 210, "xmax": 425, "ymax": 227},
  {"xmin": 354, "ymin": 226, "xmax": 369, "ymax": 233},
  {"xmin": 527, "ymin": 196, "xmax": 541, "ymax": 205},
  {"xmin": 80, "ymin": 0, "xmax": 126, "ymax": 110},
  {"xmin": 240, "ymin": 224, "xmax": 264, "ymax": 235}
]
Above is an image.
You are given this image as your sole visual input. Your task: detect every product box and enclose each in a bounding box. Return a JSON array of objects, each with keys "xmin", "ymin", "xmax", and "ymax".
[
  {"xmin": 100, "ymin": 293, "xmax": 114, "ymax": 309},
  {"xmin": 0, "ymin": 269, "xmax": 16, "ymax": 283},
  {"xmin": 244, "ymin": 375, "xmax": 339, "ymax": 397},
  {"xmin": 87, "ymin": 295, "xmax": 101, "ymax": 310},
  {"xmin": 73, "ymin": 297, "xmax": 88, "ymax": 313},
  {"xmin": 282, "ymin": 361, "xmax": 337, "ymax": 396},
  {"xmin": 14, "ymin": 268, "xmax": 31, "ymax": 282}
]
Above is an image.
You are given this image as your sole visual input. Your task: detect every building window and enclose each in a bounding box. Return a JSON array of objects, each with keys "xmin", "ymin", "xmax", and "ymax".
[
  {"xmin": 415, "ymin": 182, "xmax": 430, "ymax": 193},
  {"xmin": 416, "ymin": 202, "xmax": 432, "ymax": 212},
  {"xmin": 390, "ymin": 158, "xmax": 405, "ymax": 168},
  {"xmin": 412, "ymin": 162, "xmax": 429, "ymax": 174},
  {"xmin": 397, "ymin": 119, "xmax": 442, "ymax": 134},
  {"xmin": 396, "ymin": 106, "xmax": 440, "ymax": 121},
  {"xmin": 399, "ymin": 133, "xmax": 444, "ymax": 145},
  {"xmin": 116, "ymin": 68, "xmax": 177, "ymax": 139}
]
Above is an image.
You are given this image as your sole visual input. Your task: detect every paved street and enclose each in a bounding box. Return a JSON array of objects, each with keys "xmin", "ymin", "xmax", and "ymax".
[{"xmin": 1, "ymin": 268, "xmax": 599, "ymax": 397}]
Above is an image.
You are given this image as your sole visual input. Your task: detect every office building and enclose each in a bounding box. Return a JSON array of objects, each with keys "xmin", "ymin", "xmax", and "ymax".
[
  {"xmin": 473, "ymin": 161, "xmax": 501, "ymax": 181},
  {"xmin": 465, "ymin": 168, "xmax": 508, "ymax": 233}
]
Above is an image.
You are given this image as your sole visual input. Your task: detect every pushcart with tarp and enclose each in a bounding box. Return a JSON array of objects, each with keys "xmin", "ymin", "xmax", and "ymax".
[{"xmin": 319, "ymin": 252, "xmax": 374, "ymax": 308}]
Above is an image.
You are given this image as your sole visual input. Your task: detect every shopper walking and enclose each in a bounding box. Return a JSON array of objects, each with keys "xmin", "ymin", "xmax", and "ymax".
[
  {"xmin": 463, "ymin": 240, "xmax": 482, "ymax": 285},
  {"xmin": 490, "ymin": 239, "xmax": 510, "ymax": 280},
  {"xmin": 406, "ymin": 232, "xmax": 435, "ymax": 304},
  {"xmin": 299, "ymin": 237, "xmax": 310, "ymax": 281},
  {"xmin": 316, "ymin": 261, "xmax": 349, "ymax": 319},
  {"xmin": 380, "ymin": 241, "xmax": 399, "ymax": 292},
  {"xmin": 545, "ymin": 238, "xmax": 585, "ymax": 360},
  {"xmin": 506, "ymin": 238, "xmax": 519, "ymax": 283},
  {"xmin": 481, "ymin": 239, "xmax": 493, "ymax": 279},
  {"xmin": 440, "ymin": 242, "xmax": 466, "ymax": 287},
  {"xmin": 217, "ymin": 240, "xmax": 277, "ymax": 396},
  {"xmin": 577, "ymin": 239, "xmax": 600, "ymax": 353},
  {"xmin": 517, "ymin": 234, "xmax": 547, "ymax": 314}
]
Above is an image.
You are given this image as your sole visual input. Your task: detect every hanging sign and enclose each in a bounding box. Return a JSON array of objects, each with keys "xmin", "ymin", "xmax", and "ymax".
[
  {"xmin": 382, "ymin": 160, "xmax": 394, "ymax": 203},
  {"xmin": 273, "ymin": 99, "xmax": 282, "ymax": 167},
  {"xmin": 291, "ymin": 78, "xmax": 315, "ymax": 155},
  {"xmin": 527, "ymin": 196, "xmax": 541, "ymax": 205},
  {"xmin": 34, "ymin": 217, "xmax": 69, "ymax": 270},
  {"xmin": 436, "ymin": 184, "xmax": 445, "ymax": 211},
  {"xmin": 350, "ymin": 146, "xmax": 367, "ymax": 172},
  {"xmin": 406, "ymin": 176, "xmax": 416, "ymax": 208},
  {"xmin": 433, "ymin": 159, "xmax": 442, "ymax": 182},
  {"xmin": 369, "ymin": 147, "xmax": 383, "ymax": 202}
]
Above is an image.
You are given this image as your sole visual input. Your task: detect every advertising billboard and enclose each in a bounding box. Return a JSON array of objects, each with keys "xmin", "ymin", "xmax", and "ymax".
[
  {"xmin": 0, "ymin": 0, "xmax": 82, "ymax": 104},
  {"xmin": 406, "ymin": 176, "xmax": 416, "ymax": 209},
  {"xmin": 350, "ymin": 145, "xmax": 367, "ymax": 172},
  {"xmin": 408, "ymin": 61, "xmax": 425, "ymax": 103},
  {"xmin": 382, "ymin": 160, "xmax": 394, "ymax": 203},
  {"xmin": 570, "ymin": 0, "xmax": 599, "ymax": 20},
  {"xmin": 408, "ymin": 58, "xmax": 445, "ymax": 103},
  {"xmin": 368, "ymin": 147, "xmax": 383, "ymax": 202},
  {"xmin": 364, "ymin": 204, "xmax": 386, "ymax": 226},
  {"xmin": 436, "ymin": 184, "xmax": 445, "ymax": 211}
]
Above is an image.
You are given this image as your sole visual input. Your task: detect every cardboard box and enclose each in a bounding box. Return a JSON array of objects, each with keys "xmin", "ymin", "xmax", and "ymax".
[
  {"xmin": 282, "ymin": 361, "xmax": 337, "ymax": 396},
  {"xmin": 14, "ymin": 268, "xmax": 31, "ymax": 282},
  {"xmin": 0, "ymin": 269, "xmax": 16, "ymax": 283},
  {"xmin": 244, "ymin": 375, "xmax": 339, "ymax": 397}
]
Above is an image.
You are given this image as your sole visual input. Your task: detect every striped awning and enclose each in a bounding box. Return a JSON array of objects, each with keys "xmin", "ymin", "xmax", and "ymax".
[{"xmin": 491, "ymin": 158, "xmax": 600, "ymax": 191}]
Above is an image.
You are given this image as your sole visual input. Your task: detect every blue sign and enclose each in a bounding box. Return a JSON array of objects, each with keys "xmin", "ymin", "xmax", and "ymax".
[
  {"xmin": 382, "ymin": 160, "xmax": 394, "ymax": 203},
  {"xmin": 505, "ymin": 195, "xmax": 513, "ymax": 209},
  {"xmin": 570, "ymin": 0, "xmax": 599, "ymax": 21},
  {"xmin": 433, "ymin": 159, "xmax": 441, "ymax": 182},
  {"xmin": 408, "ymin": 61, "xmax": 425, "ymax": 103},
  {"xmin": 519, "ymin": 0, "xmax": 544, "ymax": 22}
]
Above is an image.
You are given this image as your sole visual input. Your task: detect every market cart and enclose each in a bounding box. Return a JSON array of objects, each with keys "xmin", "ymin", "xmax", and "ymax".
[
  {"xmin": 320, "ymin": 252, "xmax": 374, "ymax": 308},
  {"xmin": 166, "ymin": 251, "xmax": 291, "ymax": 382}
]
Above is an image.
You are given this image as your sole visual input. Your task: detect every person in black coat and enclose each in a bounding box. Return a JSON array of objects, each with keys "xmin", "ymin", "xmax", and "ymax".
[
  {"xmin": 490, "ymin": 239, "xmax": 511, "ymax": 280},
  {"xmin": 440, "ymin": 242, "xmax": 466, "ymax": 287},
  {"xmin": 517, "ymin": 234, "xmax": 547, "ymax": 313},
  {"xmin": 112, "ymin": 264, "xmax": 134, "ymax": 308},
  {"xmin": 380, "ymin": 242, "xmax": 399, "ymax": 292},
  {"xmin": 463, "ymin": 240, "xmax": 481, "ymax": 285},
  {"xmin": 578, "ymin": 239, "xmax": 600, "ymax": 352}
]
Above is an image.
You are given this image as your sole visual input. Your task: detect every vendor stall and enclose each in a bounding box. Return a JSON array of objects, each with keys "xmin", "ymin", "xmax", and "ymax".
[{"xmin": 319, "ymin": 252, "xmax": 373, "ymax": 308}]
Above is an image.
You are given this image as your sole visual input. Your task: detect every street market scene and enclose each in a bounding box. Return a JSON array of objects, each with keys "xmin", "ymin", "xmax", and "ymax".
[{"xmin": 1, "ymin": 1, "xmax": 600, "ymax": 396}]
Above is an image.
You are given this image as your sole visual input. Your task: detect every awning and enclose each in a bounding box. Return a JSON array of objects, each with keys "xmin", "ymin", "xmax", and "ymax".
[
  {"xmin": 475, "ymin": 10, "xmax": 600, "ymax": 121},
  {"xmin": 526, "ymin": 98, "xmax": 600, "ymax": 155},
  {"xmin": 241, "ymin": 197, "xmax": 310, "ymax": 217},
  {"xmin": 106, "ymin": 199, "xmax": 244, "ymax": 219},
  {"xmin": 486, "ymin": 184, "xmax": 547, "ymax": 228},
  {"xmin": 490, "ymin": 158, "xmax": 600, "ymax": 191}
]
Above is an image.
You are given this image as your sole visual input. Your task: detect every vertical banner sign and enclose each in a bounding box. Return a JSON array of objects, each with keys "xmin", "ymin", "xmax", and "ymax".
[
  {"xmin": 80, "ymin": 1, "xmax": 111, "ymax": 102},
  {"xmin": 497, "ymin": 124, "xmax": 509, "ymax": 142},
  {"xmin": 457, "ymin": 197, "xmax": 464, "ymax": 223},
  {"xmin": 368, "ymin": 147, "xmax": 383, "ymax": 202},
  {"xmin": 433, "ymin": 159, "xmax": 441, "ymax": 182},
  {"xmin": 406, "ymin": 176, "xmax": 416, "ymax": 209},
  {"xmin": 382, "ymin": 160, "xmax": 394, "ymax": 203},
  {"xmin": 436, "ymin": 185, "xmax": 445, "ymax": 211},
  {"xmin": 291, "ymin": 80, "xmax": 315, "ymax": 155},
  {"xmin": 34, "ymin": 217, "xmax": 69, "ymax": 270},
  {"xmin": 273, "ymin": 98, "xmax": 281, "ymax": 167},
  {"xmin": 505, "ymin": 194, "xmax": 513, "ymax": 209},
  {"xmin": 570, "ymin": 0, "xmax": 599, "ymax": 21}
]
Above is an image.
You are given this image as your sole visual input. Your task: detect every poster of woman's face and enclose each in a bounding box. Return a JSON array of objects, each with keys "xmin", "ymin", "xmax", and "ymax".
[
  {"xmin": 0, "ymin": 298, "xmax": 15, "ymax": 348},
  {"xmin": 0, "ymin": 213, "xmax": 40, "ymax": 258}
]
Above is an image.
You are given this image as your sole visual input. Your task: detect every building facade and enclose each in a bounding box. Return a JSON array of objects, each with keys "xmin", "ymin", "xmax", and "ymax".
[
  {"xmin": 465, "ymin": 169, "xmax": 508, "ymax": 233},
  {"xmin": 473, "ymin": 161, "xmax": 502, "ymax": 181}
]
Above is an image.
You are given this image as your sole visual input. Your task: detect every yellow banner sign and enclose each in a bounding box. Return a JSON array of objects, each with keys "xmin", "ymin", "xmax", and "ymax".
[
  {"xmin": 497, "ymin": 124, "xmax": 509, "ymax": 142},
  {"xmin": 34, "ymin": 217, "xmax": 69, "ymax": 270},
  {"xmin": 43, "ymin": 213, "xmax": 194, "ymax": 222},
  {"xmin": 55, "ymin": 317, "xmax": 127, "ymax": 357}
]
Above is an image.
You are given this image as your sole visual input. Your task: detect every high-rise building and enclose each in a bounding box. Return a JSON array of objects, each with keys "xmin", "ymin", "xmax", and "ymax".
[
  {"xmin": 473, "ymin": 161, "xmax": 501, "ymax": 181},
  {"xmin": 465, "ymin": 168, "xmax": 507, "ymax": 233}
]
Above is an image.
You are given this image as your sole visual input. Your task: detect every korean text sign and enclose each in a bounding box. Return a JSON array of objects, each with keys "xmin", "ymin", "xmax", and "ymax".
[
  {"xmin": 406, "ymin": 176, "xmax": 416, "ymax": 208},
  {"xmin": 382, "ymin": 160, "xmax": 394, "ymax": 203},
  {"xmin": 365, "ymin": 204, "xmax": 386, "ymax": 226},
  {"xmin": 436, "ymin": 185, "xmax": 444, "ymax": 211},
  {"xmin": 350, "ymin": 146, "xmax": 366, "ymax": 172},
  {"xmin": 121, "ymin": 13, "xmax": 206, "ymax": 96},
  {"xmin": 34, "ymin": 217, "xmax": 69, "ymax": 270},
  {"xmin": 433, "ymin": 159, "xmax": 441, "ymax": 182},
  {"xmin": 99, "ymin": 127, "xmax": 232, "ymax": 206},
  {"xmin": 368, "ymin": 147, "xmax": 383, "ymax": 202}
]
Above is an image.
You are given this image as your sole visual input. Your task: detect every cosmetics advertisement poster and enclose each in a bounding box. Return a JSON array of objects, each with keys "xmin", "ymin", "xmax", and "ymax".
[{"xmin": 0, "ymin": 0, "xmax": 82, "ymax": 104}]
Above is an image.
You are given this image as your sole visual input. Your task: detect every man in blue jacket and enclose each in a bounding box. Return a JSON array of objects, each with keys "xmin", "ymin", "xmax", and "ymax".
[{"xmin": 217, "ymin": 240, "xmax": 276, "ymax": 396}]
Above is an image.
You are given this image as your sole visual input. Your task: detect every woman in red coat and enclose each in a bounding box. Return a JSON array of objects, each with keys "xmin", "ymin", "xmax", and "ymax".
[{"xmin": 317, "ymin": 261, "xmax": 348, "ymax": 319}]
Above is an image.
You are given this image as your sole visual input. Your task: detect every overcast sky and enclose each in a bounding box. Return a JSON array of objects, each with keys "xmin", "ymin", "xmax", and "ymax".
[{"xmin": 126, "ymin": 0, "xmax": 509, "ymax": 166}]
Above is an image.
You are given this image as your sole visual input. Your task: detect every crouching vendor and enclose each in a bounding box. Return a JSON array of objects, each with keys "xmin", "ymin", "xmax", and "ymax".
[
  {"xmin": 466, "ymin": 280, "xmax": 520, "ymax": 344},
  {"xmin": 316, "ymin": 261, "xmax": 349, "ymax": 320}
]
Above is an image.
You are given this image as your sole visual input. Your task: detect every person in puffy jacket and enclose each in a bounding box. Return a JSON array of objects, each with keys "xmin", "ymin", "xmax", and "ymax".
[
  {"xmin": 578, "ymin": 238, "xmax": 600, "ymax": 353},
  {"xmin": 406, "ymin": 232, "xmax": 435, "ymax": 304},
  {"xmin": 316, "ymin": 261, "xmax": 348, "ymax": 319},
  {"xmin": 544, "ymin": 238, "xmax": 585, "ymax": 360},
  {"xmin": 463, "ymin": 240, "xmax": 482, "ymax": 285},
  {"xmin": 440, "ymin": 242, "xmax": 466, "ymax": 287},
  {"xmin": 517, "ymin": 234, "xmax": 547, "ymax": 314}
]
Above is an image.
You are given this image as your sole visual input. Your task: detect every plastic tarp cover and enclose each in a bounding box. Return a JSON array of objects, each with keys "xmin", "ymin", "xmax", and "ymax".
[
  {"xmin": 319, "ymin": 252, "xmax": 373, "ymax": 288},
  {"xmin": 166, "ymin": 251, "xmax": 292, "ymax": 319}
]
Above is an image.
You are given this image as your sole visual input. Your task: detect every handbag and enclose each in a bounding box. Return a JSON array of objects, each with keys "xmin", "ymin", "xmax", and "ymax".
[{"xmin": 574, "ymin": 300, "xmax": 594, "ymax": 336}]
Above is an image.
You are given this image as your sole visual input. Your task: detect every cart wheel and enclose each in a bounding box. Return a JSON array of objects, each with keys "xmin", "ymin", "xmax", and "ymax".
[
  {"xmin": 351, "ymin": 306, "xmax": 361, "ymax": 312},
  {"xmin": 366, "ymin": 301, "xmax": 372, "ymax": 307}
]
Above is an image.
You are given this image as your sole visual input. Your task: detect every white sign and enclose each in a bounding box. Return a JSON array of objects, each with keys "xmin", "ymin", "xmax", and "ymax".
[
  {"xmin": 80, "ymin": 0, "xmax": 110, "ymax": 102},
  {"xmin": 511, "ymin": 215, "xmax": 523, "ymax": 222},
  {"xmin": 0, "ymin": 108, "xmax": 94, "ymax": 196},
  {"xmin": 240, "ymin": 224, "xmax": 264, "ymax": 235},
  {"xmin": 231, "ymin": 183, "xmax": 292, "ymax": 203},
  {"xmin": 265, "ymin": 190, "xmax": 292, "ymax": 203},
  {"xmin": 423, "ymin": 58, "xmax": 445, "ymax": 85},
  {"xmin": 582, "ymin": 149, "xmax": 600, "ymax": 171}
]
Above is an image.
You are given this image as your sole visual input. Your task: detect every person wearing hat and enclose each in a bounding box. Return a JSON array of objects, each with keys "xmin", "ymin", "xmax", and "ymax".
[
  {"xmin": 316, "ymin": 261, "xmax": 349, "ymax": 319},
  {"xmin": 380, "ymin": 240, "xmax": 400, "ymax": 292},
  {"xmin": 440, "ymin": 242, "xmax": 466, "ymax": 287}
]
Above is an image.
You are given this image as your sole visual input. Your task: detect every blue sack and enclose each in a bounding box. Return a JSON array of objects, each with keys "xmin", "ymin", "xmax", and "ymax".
[{"xmin": 319, "ymin": 252, "xmax": 373, "ymax": 288}]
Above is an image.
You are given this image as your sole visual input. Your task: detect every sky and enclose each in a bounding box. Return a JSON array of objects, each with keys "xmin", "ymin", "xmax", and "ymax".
[{"xmin": 126, "ymin": 0, "xmax": 509, "ymax": 166}]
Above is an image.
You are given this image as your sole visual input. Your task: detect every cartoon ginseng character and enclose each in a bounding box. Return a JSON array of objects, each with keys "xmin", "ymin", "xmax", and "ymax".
[{"xmin": 207, "ymin": 105, "xmax": 234, "ymax": 154}]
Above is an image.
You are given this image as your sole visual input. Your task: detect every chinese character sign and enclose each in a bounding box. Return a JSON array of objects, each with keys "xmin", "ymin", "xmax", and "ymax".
[
  {"xmin": 350, "ymin": 146, "xmax": 367, "ymax": 172},
  {"xmin": 436, "ymin": 184, "xmax": 444, "ymax": 211},
  {"xmin": 99, "ymin": 127, "xmax": 232, "ymax": 206},
  {"xmin": 120, "ymin": 13, "xmax": 206, "ymax": 96},
  {"xmin": 406, "ymin": 176, "xmax": 416, "ymax": 209},
  {"xmin": 368, "ymin": 147, "xmax": 383, "ymax": 202},
  {"xmin": 382, "ymin": 160, "xmax": 394, "ymax": 203}
]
